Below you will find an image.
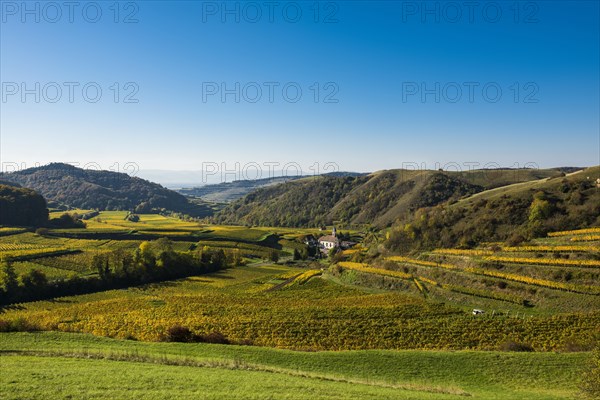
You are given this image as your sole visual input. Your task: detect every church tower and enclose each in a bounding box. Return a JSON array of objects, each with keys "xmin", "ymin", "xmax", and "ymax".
[{"xmin": 332, "ymin": 226, "xmax": 337, "ymax": 237}]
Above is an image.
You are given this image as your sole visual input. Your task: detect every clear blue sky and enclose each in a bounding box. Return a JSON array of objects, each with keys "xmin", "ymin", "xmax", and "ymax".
[{"xmin": 1, "ymin": 1, "xmax": 599, "ymax": 178}]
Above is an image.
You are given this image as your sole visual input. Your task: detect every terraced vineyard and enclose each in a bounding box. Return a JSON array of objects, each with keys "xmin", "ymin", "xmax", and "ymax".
[
  {"xmin": 337, "ymin": 228, "xmax": 599, "ymax": 315},
  {"xmin": 1, "ymin": 262, "xmax": 598, "ymax": 351},
  {"xmin": 1, "ymin": 218, "xmax": 598, "ymax": 353}
]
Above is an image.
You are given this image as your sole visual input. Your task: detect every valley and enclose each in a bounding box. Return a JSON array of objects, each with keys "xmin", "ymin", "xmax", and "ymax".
[{"xmin": 0, "ymin": 165, "xmax": 598, "ymax": 399}]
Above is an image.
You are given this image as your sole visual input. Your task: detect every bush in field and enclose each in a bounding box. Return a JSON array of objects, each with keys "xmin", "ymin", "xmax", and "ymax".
[
  {"xmin": 499, "ymin": 341, "xmax": 534, "ymax": 352},
  {"xmin": 48, "ymin": 213, "xmax": 86, "ymax": 229},
  {"xmin": 197, "ymin": 331, "xmax": 230, "ymax": 345},
  {"xmin": 293, "ymin": 249, "xmax": 302, "ymax": 260},
  {"xmin": 35, "ymin": 227, "xmax": 49, "ymax": 236},
  {"xmin": 269, "ymin": 249, "xmax": 279, "ymax": 263},
  {"xmin": 505, "ymin": 233, "xmax": 526, "ymax": 247},
  {"xmin": 0, "ymin": 261, "xmax": 18, "ymax": 301},
  {"xmin": 528, "ymin": 196, "xmax": 553, "ymax": 223},
  {"xmin": 166, "ymin": 325, "xmax": 195, "ymax": 343},
  {"xmin": 165, "ymin": 326, "xmax": 230, "ymax": 344},
  {"xmin": 125, "ymin": 213, "xmax": 140, "ymax": 222},
  {"xmin": 18, "ymin": 270, "xmax": 48, "ymax": 295},
  {"xmin": 0, "ymin": 317, "xmax": 40, "ymax": 332}
]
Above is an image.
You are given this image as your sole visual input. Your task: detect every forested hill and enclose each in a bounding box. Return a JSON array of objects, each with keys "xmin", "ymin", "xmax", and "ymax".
[
  {"xmin": 0, "ymin": 184, "xmax": 48, "ymax": 226},
  {"xmin": 213, "ymin": 168, "xmax": 569, "ymax": 228},
  {"xmin": 0, "ymin": 163, "xmax": 212, "ymax": 217}
]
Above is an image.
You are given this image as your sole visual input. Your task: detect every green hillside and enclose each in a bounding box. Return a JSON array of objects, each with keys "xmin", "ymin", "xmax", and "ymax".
[{"xmin": 383, "ymin": 166, "xmax": 600, "ymax": 252}]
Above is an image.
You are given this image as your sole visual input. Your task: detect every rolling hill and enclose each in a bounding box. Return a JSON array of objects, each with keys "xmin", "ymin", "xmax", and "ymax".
[
  {"xmin": 383, "ymin": 166, "xmax": 600, "ymax": 252},
  {"xmin": 214, "ymin": 168, "xmax": 570, "ymax": 228},
  {"xmin": 0, "ymin": 163, "xmax": 213, "ymax": 217}
]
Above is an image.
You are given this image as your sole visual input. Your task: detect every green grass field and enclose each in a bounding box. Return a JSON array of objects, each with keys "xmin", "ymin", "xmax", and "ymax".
[{"xmin": 0, "ymin": 332, "xmax": 591, "ymax": 400}]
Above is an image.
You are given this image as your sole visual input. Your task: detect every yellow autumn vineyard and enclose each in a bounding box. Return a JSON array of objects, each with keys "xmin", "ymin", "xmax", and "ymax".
[
  {"xmin": 433, "ymin": 249, "xmax": 493, "ymax": 256},
  {"xmin": 571, "ymin": 235, "xmax": 600, "ymax": 242},
  {"xmin": 548, "ymin": 227, "xmax": 600, "ymax": 237},
  {"xmin": 484, "ymin": 256, "xmax": 600, "ymax": 268},
  {"xmin": 2, "ymin": 259, "xmax": 594, "ymax": 352},
  {"xmin": 382, "ymin": 255, "xmax": 600, "ymax": 295},
  {"xmin": 385, "ymin": 256, "xmax": 459, "ymax": 270},
  {"xmin": 0, "ymin": 243, "xmax": 49, "ymax": 251},
  {"xmin": 0, "ymin": 247, "xmax": 75, "ymax": 260},
  {"xmin": 433, "ymin": 246, "xmax": 598, "ymax": 255},
  {"xmin": 0, "ymin": 207, "xmax": 597, "ymax": 357},
  {"xmin": 463, "ymin": 267, "xmax": 600, "ymax": 295},
  {"xmin": 502, "ymin": 245, "xmax": 599, "ymax": 252},
  {"xmin": 292, "ymin": 270, "xmax": 322, "ymax": 285},
  {"xmin": 443, "ymin": 284, "xmax": 524, "ymax": 305},
  {"xmin": 418, "ymin": 276, "xmax": 439, "ymax": 286},
  {"xmin": 338, "ymin": 262, "xmax": 413, "ymax": 279}
]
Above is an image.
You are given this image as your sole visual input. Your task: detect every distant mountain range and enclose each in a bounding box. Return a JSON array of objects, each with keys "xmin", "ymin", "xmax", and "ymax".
[
  {"xmin": 178, "ymin": 172, "xmax": 365, "ymax": 203},
  {"xmin": 0, "ymin": 163, "xmax": 213, "ymax": 217}
]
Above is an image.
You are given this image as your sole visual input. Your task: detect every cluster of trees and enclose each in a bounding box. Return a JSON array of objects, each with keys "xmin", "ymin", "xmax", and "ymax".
[
  {"xmin": 0, "ymin": 238, "xmax": 238, "ymax": 305},
  {"xmin": 383, "ymin": 176, "xmax": 600, "ymax": 253},
  {"xmin": 0, "ymin": 184, "xmax": 48, "ymax": 226},
  {"xmin": 47, "ymin": 213, "xmax": 86, "ymax": 229},
  {"xmin": 0, "ymin": 184, "xmax": 90, "ymax": 230},
  {"xmin": 125, "ymin": 212, "xmax": 140, "ymax": 222}
]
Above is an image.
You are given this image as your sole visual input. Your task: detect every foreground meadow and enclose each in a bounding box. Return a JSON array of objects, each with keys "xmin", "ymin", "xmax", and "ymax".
[{"xmin": 0, "ymin": 331, "xmax": 592, "ymax": 400}]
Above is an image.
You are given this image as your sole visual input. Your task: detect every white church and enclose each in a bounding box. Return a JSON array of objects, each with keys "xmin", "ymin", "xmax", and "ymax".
[{"xmin": 318, "ymin": 227, "xmax": 340, "ymax": 251}]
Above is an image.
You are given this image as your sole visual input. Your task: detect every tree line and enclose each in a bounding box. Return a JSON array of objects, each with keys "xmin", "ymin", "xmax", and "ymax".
[{"xmin": 0, "ymin": 238, "xmax": 238, "ymax": 305}]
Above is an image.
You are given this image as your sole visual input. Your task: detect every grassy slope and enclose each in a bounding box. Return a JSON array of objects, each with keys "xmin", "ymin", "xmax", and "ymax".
[
  {"xmin": 381, "ymin": 166, "xmax": 600, "ymax": 252},
  {"xmin": 458, "ymin": 166, "xmax": 599, "ymax": 204},
  {"xmin": 0, "ymin": 332, "xmax": 590, "ymax": 400}
]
